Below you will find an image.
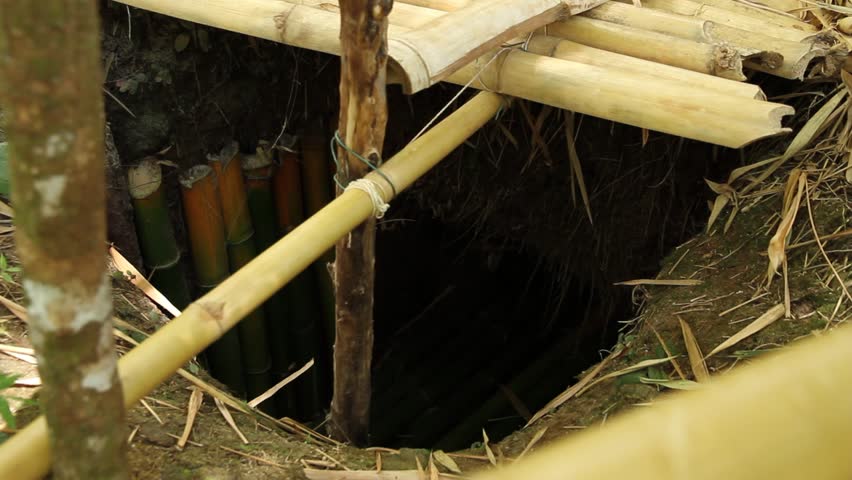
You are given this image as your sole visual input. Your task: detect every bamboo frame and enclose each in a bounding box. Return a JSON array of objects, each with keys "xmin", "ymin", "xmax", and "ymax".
[
  {"xmin": 473, "ymin": 323, "xmax": 852, "ymax": 480},
  {"xmin": 0, "ymin": 91, "xmax": 506, "ymax": 480},
  {"xmin": 112, "ymin": 0, "xmax": 793, "ymax": 147}
]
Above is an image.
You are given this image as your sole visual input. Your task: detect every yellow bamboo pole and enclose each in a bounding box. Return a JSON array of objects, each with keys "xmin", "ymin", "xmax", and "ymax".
[
  {"xmin": 473, "ymin": 323, "xmax": 852, "ymax": 480},
  {"xmin": 0, "ymin": 91, "xmax": 506, "ymax": 480}
]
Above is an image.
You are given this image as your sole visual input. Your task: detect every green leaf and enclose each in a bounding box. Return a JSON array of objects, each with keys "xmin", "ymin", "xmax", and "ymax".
[
  {"xmin": 1, "ymin": 254, "xmax": 8, "ymax": 270},
  {"xmin": 0, "ymin": 397, "xmax": 15, "ymax": 430},
  {"xmin": 0, "ymin": 374, "xmax": 18, "ymax": 390}
]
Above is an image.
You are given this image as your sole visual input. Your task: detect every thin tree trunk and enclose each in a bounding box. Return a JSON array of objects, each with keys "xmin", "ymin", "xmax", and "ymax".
[
  {"xmin": 329, "ymin": 0, "xmax": 393, "ymax": 445},
  {"xmin": 0, "ymin": 2, "xmax": 130, "ymax": 478}
]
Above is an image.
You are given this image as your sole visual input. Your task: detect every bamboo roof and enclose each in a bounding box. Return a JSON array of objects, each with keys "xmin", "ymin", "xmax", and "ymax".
[{"xmin": 115, "ymin": 0, "xmax": 846, "ymax": 148}]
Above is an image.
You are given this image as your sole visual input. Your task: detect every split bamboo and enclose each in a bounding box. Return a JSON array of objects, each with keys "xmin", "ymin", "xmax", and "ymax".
[
  {"xmin": 0, "ymin": 91, "xmax": 506, "ymax": 480},
  {"xmin": 631, "ymin": 0, "xmax": 817, "ymax": 42},
  {"xmin": 472, "ymin": 323, "xmax": 852, "ymax": 480},
  {"xmin": 578, "ymin": 2, "xmax": 828, "ymax": 80},
  {"xmin": 209, "ymin": 142, "xmax": 274, "ymax": 402},
  {"xmin": 128, "ymin": 158, "xmax": 192, "ymax": 310},
  {"xmin": 112, "ymin": 0, "xmax": 795, "ymax": 147},
  {"xmin": 272, "ymin": 146, "xmax": 324, "ymax": 418},
  {"xmin": 179, "ymin": 165, "xmax": 246, "ymax": 396},
  {"xmin": 545, "ymin": 16, "xmax": 759, "ymax": 81},
  {"xmin": 241, "ymin": 149, "xmax": 291, "ymax": 404}
]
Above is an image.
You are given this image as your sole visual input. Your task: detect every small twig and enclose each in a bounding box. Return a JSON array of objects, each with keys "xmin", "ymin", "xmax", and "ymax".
[
  {"xmin": 214, "ymin": 397, "xmax": 248, "ymax": 444},
  {"xmin": 176, "ymin": 387, "xmax": 203, "ymax": 451},
  {"xmin": 220, "ymin": 445, "xmax": 288, "ymax": 469},
  {"xmin": 139, "ymin": 398, "xmax": 163, "ymax": 425}
]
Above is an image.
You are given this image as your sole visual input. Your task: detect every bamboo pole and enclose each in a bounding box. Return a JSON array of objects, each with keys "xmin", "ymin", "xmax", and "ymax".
[
  {"xmin": 0, "ymin": 91, "xmax": 506, "ymax": 480},
  {"xmin": 241, "ymin": 150, "xmax": 291, "ymax": 399},
  {"xmin": 0, "ymin": 2, "xmax": 130, "ymax": 476},
  {"xmin": 111, "ymin": 0, "xmax": 794, "ymax": 147},
  {"xmin": 446, "ymin": 49, "xmax": 792, "ymax": 148},
  {"xmin": 631, "ymin": 0, "xmax": 817, "ymax": 42},
  {"xmin": 545, "ymin": 16, "xmax": 759, "ymax": 81},
  {"xmin": 272, "ymin": 146, "xmax": 325, "ymax": 418},
  {"xmin": 329, "ymin": 0, "xmax": 392, "ymax": 446},
  {"xmin": 472, "ymin": 324, "xmax": 852, "ymax": 480},
  {"xmin": 525, "ymin": 36, "xmax": 762, "ymax": 99},
  {"xmin": 209, "ymin": 142, "xmax": 274, "ymax": 403},
  {"xmin": 578, "ymin": 2, "xmax": 828, "ymax": 80},
  {"xmin": 128, "ymin": 158, "xmax": 192, "ymax": 310},
  {"xmin": 179, "ymin": 165, "xmax": 246, "ymax": 396}
]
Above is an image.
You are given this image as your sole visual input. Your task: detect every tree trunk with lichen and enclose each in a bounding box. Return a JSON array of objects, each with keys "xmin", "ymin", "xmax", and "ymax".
[
  {"xmin": 0, "ymin": 2, "xmax": 130, "ymax": 478},
  {"xmin": 329, "ymin": 0, "xmax": 392, "ymax": 445}
]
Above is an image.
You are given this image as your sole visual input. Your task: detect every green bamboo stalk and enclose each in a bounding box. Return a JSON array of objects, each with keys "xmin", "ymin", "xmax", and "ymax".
[
  {"xmin": 273, "ymin": 145, "xmax": 323, "ymax": 420},
  {"xmin": 209, "ymin": 142, "xmax": 274, "ymax": 406},
  {"xmin": 128, "ymin": 158, "xmax": 192, "ymax": 310},
  {"xmin": 242, "ymin": 146, "xmax": 293, "ymax": 412},
  {"xmin": 180, "ymin": 164, "xmax": 246, "ymax": 396}
]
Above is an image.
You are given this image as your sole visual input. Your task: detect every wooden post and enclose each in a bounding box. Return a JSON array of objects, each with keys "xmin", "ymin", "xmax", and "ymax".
[
  {"xmin": 329, "ymin": 0, "xmax": 393, "ymax": 445},
  {"xmin": 0, "ymin": 1, "xmax": 130, "ymax": 478}
]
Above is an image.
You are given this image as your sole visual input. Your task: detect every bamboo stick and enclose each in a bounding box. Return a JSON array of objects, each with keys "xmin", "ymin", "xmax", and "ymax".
[
  {"xmin": 0, "ymin": 91, "xmax": 506, "ymax": 480},
  {"xmin": 209, "ymin": 142, "xmax": 274, "ymax": 404},
  {"xmin": 630, "ymin": 0, "xmax": 817, "ymax": 42},
  {"xmin": 471, "ymin": 324, "xmax": 852, "ymax": 480},
  {"xmin": 545, "ymin": 16, "xmax": 759, "ymax": 81},
  {"xmin": 112, "ymin": 0, "xmax": 794, "ymax": 147},
  {"xmin": 241, "ymin": 149, "xmax": 292, "ymax": 405},
  {"xmin": 272, "ymin": 146, "xmax": 324, "ymax": 419},
  {"xmin": 446, "ymin": 49, "xmax": 792, "ymax": 148},
  {"xmin": 180, "ymin": 165, "xmax": 246, "ymax": 396},
  {"xmin": 525, "ymin": 36, "xmax": 762, "ymax": 99},
  {"xmin": 128, "ymin": 158, "xmax": 192, "ymax": 310},
  {"xmin": 578, "ymin": 2, "xmax": 828, "ymax": 80}
]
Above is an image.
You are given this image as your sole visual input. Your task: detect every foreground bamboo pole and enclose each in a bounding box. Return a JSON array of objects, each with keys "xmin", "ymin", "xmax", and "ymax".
[
  {"xmin": 329, "ymin": 0, "xmax": 392, "ymax": 446},
  {"xmin": 0, "ymin": 2, "xmax": 130, "ymax": 477},
  {"xmin": 474, "ymin": 323, "xmax": 852, "ymax": 480},
  {"xmin": 111, "ymin": 0, "xmax": 792, "ymax": 147},
  {"xmin": 0, "ymin": 91, "xmax": 506, "ymax": 480}
]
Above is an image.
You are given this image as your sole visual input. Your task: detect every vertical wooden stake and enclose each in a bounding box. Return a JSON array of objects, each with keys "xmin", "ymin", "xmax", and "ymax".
[{"xmin": 329, "ymin": 0, "xmax": 393, "ymax": 445}]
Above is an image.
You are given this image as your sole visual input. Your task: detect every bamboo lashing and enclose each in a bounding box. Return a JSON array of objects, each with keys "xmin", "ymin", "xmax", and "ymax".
[
  {"xmin": 0, "ymin": 92, "xmax": 506, "ymax": 480},
  {"xmin": 473, "ymin": 323, "xmax": 852, "ymax": 480}
]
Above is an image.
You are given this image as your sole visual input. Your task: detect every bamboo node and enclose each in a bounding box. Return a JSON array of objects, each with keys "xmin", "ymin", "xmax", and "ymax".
[{"xmin": 345, "ymin": 179, "xmax": 390, "ymax": 219}]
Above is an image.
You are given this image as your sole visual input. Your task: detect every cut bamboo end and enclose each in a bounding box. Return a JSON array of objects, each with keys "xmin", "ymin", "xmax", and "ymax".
[{"xmin": 128, "ymin": 157, "xmax": 163, "ymax": 199}]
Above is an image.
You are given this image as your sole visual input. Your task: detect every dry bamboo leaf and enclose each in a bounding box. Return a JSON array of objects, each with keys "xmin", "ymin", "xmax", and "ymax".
[
  {"xmin": 2, "ymin": 350, "xmax": 37, "ymax": 365},
  {"xmin": 248, "ymin": 359, "xmax": 314, "ymax": 408},
  {"xmin": 177, "ymin": 387, "xmax": 203, "ymax": 451},
  {"xmin": 766, "ymin": 173, "xmax": 805, "ymax": 286},
  {"xmin": 707, "ymin": 194, "xmax": 731, "ymax": 232},
  {"xmin": 0, "ymin": 295, "xmax": 27, "ymax": 321},
  {"xmin": 678, "ymin": 316, "xmax": 710, "ymax": 382},
  {"xmin": 706, "ymin": 303, "xmax": 786, "ymax": 357},
  {"xmin": 482, "ymin": 430, "xmax": 497, "ymax": 466},
  {"xmin": 846, "ymin": 152, "xmax": 852, "ymax": 184},
  {"xmin": 639, "ymin": 378, "xmax": 701, "ymax": 390},
  {"xmin": 13, "ymin": 376, "xmax": 40, "ymax": 387},
  {"xmin": 109, "ymin": 247, "xmax": 181, "ymax": 317},
  {"xmin": 515, "ymin": 427, "xmax": 547, "ymax": 462},
  {"xmin": 429, "ymin": 455, "xmax": 439, "ymax": 480},
  {"xmin": 728, "ymin": 155, "xmax": 782, "ymax": 184},
  {"xmin": 0, "ymin": 200, "xmax": 14, "ymax": 218},
  {"xmin": 615, "ymin": 279, "xmax": 703, "ymax": 286},
  {"xmin": 526, "ymin": 347, "xmax": 620, "ymax": 426},
  {"xmin": 564, "ymin": 111, "xmax": 592, "ymax": 225},
  {"xmin": 139, "ymin": 398, "xmax": 163, "ymax": 425},
  {"xmin": 576, "ymin": 356, "xmax": 676, "ymax": 398},
  {"xmin": 222, "ymin": 445, "xmax": 288, "ymax": 469},
  {"xmin": 432, "ymin": 450, "xmax": 461, "ymax": 474},
  {"xmin": 214, "ymin": 397, "xmax": 248, "ymax": 444},
  {"xmin": 304, "ymin": 470, "xmax": 454, "ymax": 480}
]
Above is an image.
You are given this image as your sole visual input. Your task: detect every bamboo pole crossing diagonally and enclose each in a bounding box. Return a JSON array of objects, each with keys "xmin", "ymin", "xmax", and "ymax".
[{"xmin": 0, "ymin": 91, "xmax": 507, "ymax": 480}]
